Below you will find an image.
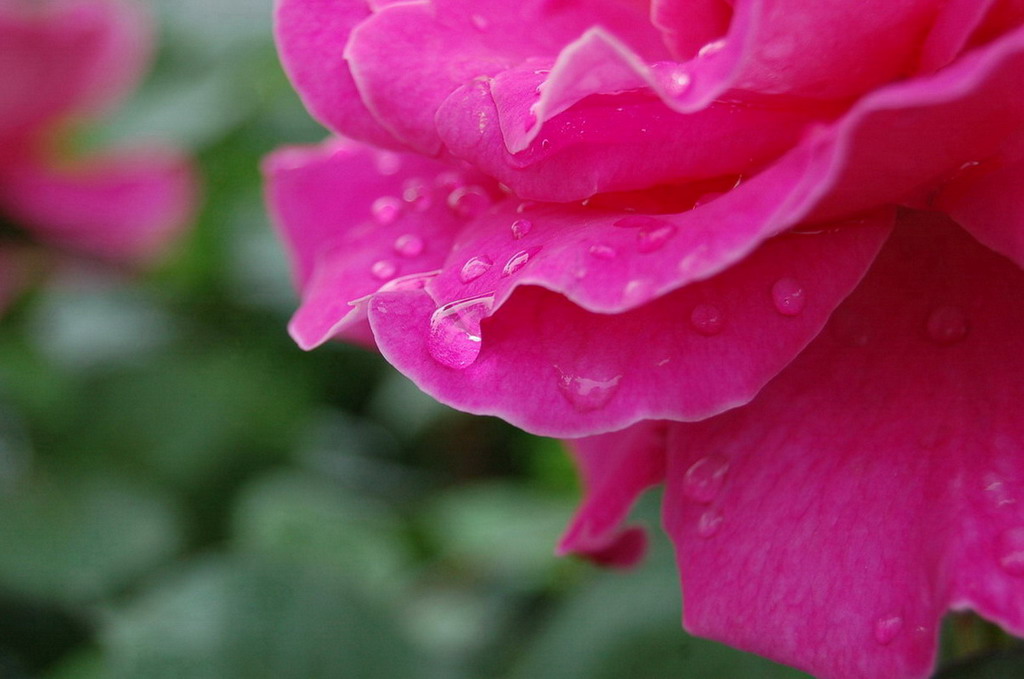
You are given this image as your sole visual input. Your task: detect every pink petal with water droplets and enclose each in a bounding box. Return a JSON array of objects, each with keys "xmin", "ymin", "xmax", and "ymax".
[
  {"xmin": 367, "ymin": 211, "xmax": 890, "ymax": 437},
  {"xmin": 0, "ymin": 146, "xmax": 195, "ymax": 263},
  {"xmin": 263, "ymin": 138, "xmax": 496, "ymax": 348},
  {"xmin": 662, "ymin": 214, "xmax": 1024, "ymax": 679},
  {"xmin": 936, "ymin": 159, "xmax": 1024, "ymax": 268},
  {"xmin": 558, "ymin": 422, "xmax": 668, "ymax": 567},
  {"xmin": 441, "ymin": 67, "xmax": 823, "ymax": 202},
  {"xmin": 344, "ymin": 0, "xmax": 665, "ymax": 154},
  {"xmin": 274, "ymin": 0, "xmax": 402, "ymax": 149},
  {"xmin": 0, "ymin": 0, "xmax": 149, "ymax": 141}
]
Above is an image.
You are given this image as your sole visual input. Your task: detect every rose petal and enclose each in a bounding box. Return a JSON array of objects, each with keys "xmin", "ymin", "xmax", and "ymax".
[
  {"xmin": 0, "ymin": 146, "xmax": 196, "ymax": 263},
  {"xmin": 937, "ymin": 159, "xmax": 1024, "ymax": 268},
  {"xmin": 916, "ymin": 0, "xmax": 997, "ymax": 73},
  {"xmin": 345, "ymin": 0, "xmax": 665, "ymax": 153},
  {"xmin": 440, "ymin": 67, "xmax": 826, "ymax": 202},
  {"xmin": 263, "ymin": 138, "xmax": 498, "ymax": 348},
  {"xmin": 0, "ymin": 0, "xmax": 149, "ymax": 140},
  {"xmin": 274, "ymin": 0, "xmax": 402, "ymax": 149},
  {"xmin": 367, "ymin": 211, "xmax": 891, "ymax": 437},
  {"xmin": 662, "ymin": 213, "xmax": 1024, "ymax": 679},
  {"xmin": 558, "ymin": 421, "xmax": 668, "ymax": 567},
  {"xmin": 650, "ymin": 0, "xmax": 731, "ymax": 60}
]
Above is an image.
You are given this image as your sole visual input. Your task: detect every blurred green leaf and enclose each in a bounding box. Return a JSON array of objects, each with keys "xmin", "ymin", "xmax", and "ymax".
[
  {"xmin": 0, "ymin": 476, "xmax": 181, "ymax": 604},
  {"xmin": 424, "ymin": 482, "xmax": 574, "ymax": 586},
  {"xmin": 936, "ymin": 646, "xmax": 1024, "ymax": 677},
  {"xmin": 104, "ymin": 554, "xmax": 430, "ymax": 679},
  {"xmin": 231, "ymin": 470, "xmax": 412, "ymax": 598}
]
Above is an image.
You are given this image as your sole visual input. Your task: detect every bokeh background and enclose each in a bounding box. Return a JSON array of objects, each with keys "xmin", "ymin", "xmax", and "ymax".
[{"xmin": 0, "ymin": 1, "xmax": 1019, "ymax": 677}]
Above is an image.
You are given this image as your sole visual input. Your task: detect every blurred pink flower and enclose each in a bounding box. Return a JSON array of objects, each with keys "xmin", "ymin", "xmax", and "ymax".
[
  {"xmin": 0, "ymin": 0, "xmax": 196, "ymax": 308},
  {"xmin": 264, "ymin": 1, "xmax": 1024, "ymax": 677}
]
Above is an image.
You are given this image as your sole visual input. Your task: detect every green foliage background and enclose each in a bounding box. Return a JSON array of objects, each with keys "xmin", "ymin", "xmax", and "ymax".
[{"xmin": 0, "ymin": 2, "xmax": 1013, "ymax": 677}]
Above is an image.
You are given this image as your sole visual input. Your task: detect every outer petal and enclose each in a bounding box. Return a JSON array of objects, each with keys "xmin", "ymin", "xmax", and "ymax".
[
  {"xmin": 558, "ymin": 421, "xmax": 668, "ymax": 567},
  {"xmin": 367, "ymin": 211, "xmax": 891, "ymax": 437},
  {"xmin": 345, "ymin": 0, "xmax": 666, "ymax": 153},
  {"xmin": 0, "ymin": 147, "xmax": 196, "ymax": 263},
  {"xmin": 273, "ymin": 0, "xmax": 401, "ymax": 149},
  {"xmin": 263, "ymin": 138, "xmax": 498, "ymax": 347},
  {"xmin": 439, "ymin": 71, "xmax": 825, "ymax": 202},
  {"xmin": 662, "ymin": 214, "xmax": 1024, "ymax": 679},
  {"xmin": 0, "ymin": 0, "xmax": 149, "ymax": 140},
  {"xmin": 936, "ymin": 159, "xmax": 1024, "ymax": 269}
]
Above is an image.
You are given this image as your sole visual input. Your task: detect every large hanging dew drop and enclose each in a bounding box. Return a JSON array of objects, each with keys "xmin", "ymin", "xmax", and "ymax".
[{"xmin": 427, "ymin": 294, "xmax": 495, "ymax": 370}]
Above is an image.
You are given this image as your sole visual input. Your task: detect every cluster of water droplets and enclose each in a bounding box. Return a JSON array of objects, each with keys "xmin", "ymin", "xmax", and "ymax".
[
  {"xmin": 427, "ymin": 214, "xmax": 544, "ymax": 371},
  {"xmin": 364, "ymin": 161, "xmax": 496, "ymax": 289},
  {"xmin": 682, "ymin": 454, "xmax": 730, "ymax": 539}
]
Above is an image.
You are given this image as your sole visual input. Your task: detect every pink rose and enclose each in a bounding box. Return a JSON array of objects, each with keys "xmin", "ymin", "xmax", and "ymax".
[
  {"xmin": 265, "ymin": 1, "xmax": 1024, "ymax": 677},
  {"xmin": 0, "ymin": 0, "xmax": 196, "ymax": 309}
]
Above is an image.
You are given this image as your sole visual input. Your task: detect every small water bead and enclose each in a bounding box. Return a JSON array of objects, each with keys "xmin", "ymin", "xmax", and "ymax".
[
  {"xmin": 393, "ymin": 234, "xmax": 425, "ymax": 258},
  {"xmin": 427, "ymin": 294, "xmax": 495, "ymax": 370},
  {"xmin": 502, "ymin": 249, "xmax": 536, "ymax": 277},
  {"xmin": 516, "ymin": 201, "xmax": 535, "ymax": 214},
  {"xmin": 696, "ymin": 509, "xmax": 723, "ymax": 538},
  {"xmin": 374, "ymin": 151, "xmax": 402, "ymax": 176},
  {"xmin": 637, "ymin": 221, "xmax": 677, "ymax": 253},
  {"xmin": 661, "ymin": 68, "xmax": 692, "ymax": 97},
  {"xmin": 925, "ymin": 306, "xmax": 969, "ymax": 345},
  {"xmin": 771, "ymin": 278, "xmax": 806, "ymax": 316},
  {"xmin": 379, "ymin": 269, "xmax": 440, "ymax": 293},
  {"xmin": 448, "ymin": 185, "xmax": 492, "ymax": 219},
  {"xmin": 434, "ymin": 171, "xmax": 465, "ymax": 192},
  {"xmin": 371, "ymin": 196, "xmax": 403, "ymax": 225},
  {"xmin": 402, "ymin": 178, "xmax": 433, "ymax": 211},
  {"xmin": 589, "ymin": 243, "xmax": 617, "ymax": 260},
  {"xmin": 459, "ymin": 255, "xmax": 493, "ymax": 283},
  {"xmin": 556, "ymin": 371, "xmax": 622, "ymax": 413},
  {"xmin": 997, "ymin": 527, "xmax": 1024, "ymax": 577},
  {"xmin": 690, "ymin": 303, "xmax": 724, "ymax": 336},
  {"xmin": 370, "ymin": 259, "xmax": 397, "ymax": 280},
  {"xmin": 470, "ymin": 13, "xmax": 489, "ymax": 30},
  {"xmin": 511, "ymin": 218, "xmax": 533, "ymax": 240},
  {"xmin": 682, "ymin": 455, "xmax": 730, "ymax": 503},
  {"xmin": 623, "ymin": 279, "xmax": 655, "ymax": 305},
  {"xmin": 874, "ymin": 616, "xmax": 904, "ymax": 645},
  {"xmin": 698, "ymin": 39, "xmax": 726, "ymax": 58}
]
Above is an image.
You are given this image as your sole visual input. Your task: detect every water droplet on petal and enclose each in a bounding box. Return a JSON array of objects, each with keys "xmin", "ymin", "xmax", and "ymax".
[
  {"xmin": 997, "ymin": 527, "xmax": 1024, "ymax": 576},
  {"xmin": 401, "ymin": 178, "xmax": 433, "ymax": 211},
  {"xmin": 393, "ymin": 234, "xmax": 425, "ymax": 258},
  {"xmin": 371, "ymin": 259, "xmax": 397, "ymax": 280},
  {"xmin": 447, "ymin": 185, "xmax": 492, "ymax": 219},
  {"xmin": 427, "ymin": 294, "xmax": 495, "ymax": 370},
  {"xmin": 661, "ymin": 67, "xmax": 691, "ymax": 96},
  {"xmin": 926, "ymin": 306, "xmax": 969, "ymax": 345},
  {"xmin": 374, "ymin": 152, "xmax": 402, "ymax": 175},
  {"xmin": 470, "ymin": 13, "xmax": 489, "ymax": 30},
  {"xmin": 379, "ymin": 269, "xmax": 440, "ymax": 293},
  {"xmin": 682, "ymin": 455, "xmax": 730, "ymax": 503},
  {"xmin": 983, "ymin": 472, "xmax": 1017, "ymax": 509},
  {"xmin": 690, "ymin": 304, "xmax": 724, "ymax": 336},
  {"xmin": 555, "ymin": 369, "xmax": 622, "ymax": 413},
  {"xmin": 637, "ymin": 221, "xmax": 677, "ymax": 253},
  {"xmin": 540, "ymin": 138, "xmax": 551, "ymax": 150},
  {"xmin": 874, "ymin": 616, "xmax": 903, "ymax": 645},
  {"xmin": 589, "ymin": 243, "xmax": 617, "ymax": 260},
  {"xmin": 697, "ymin": 509, "xmax": 723, "ymax": 538},
  {"xmin": 772, "ymin": 278, "xmax": 806, "ymax": 316},
  {"xmin": 623, "ymin": 279, "xmax": 655, "ymax": 305},
  {"xmin": 511, "ymin": 218, "xmax": 533, "ymax": 240},
  {"xmin": 371, "ymin": 196, "xmax": 403, "ymax": 225},
  {"xmin": 502, "ymin": 249, "xmax": 536, "ymax": 277},
  {"xmin": 516, "ymin": 201, "xmax": 535, "ymax": 214},
  {"xmin": 698, "ymin": 39, "xmax": 726, "ymax": 58},
  {"xmin": 459, "ymin": 255, "xmax": 493, "ymax": 283},
  {"xmin": 434, "ymin": 171, "xmax": 465, "ymax": 192}
]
